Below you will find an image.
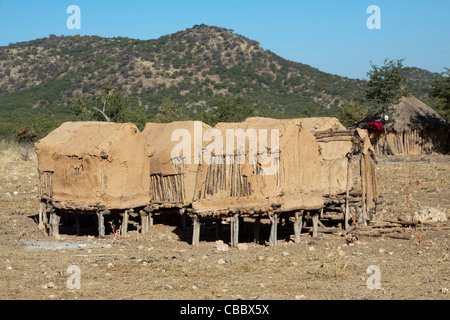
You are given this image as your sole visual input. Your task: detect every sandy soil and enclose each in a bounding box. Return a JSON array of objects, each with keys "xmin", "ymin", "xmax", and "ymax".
[{"xmin": 0, "ymin": 148, "xmax": 448, "ymax": 300}]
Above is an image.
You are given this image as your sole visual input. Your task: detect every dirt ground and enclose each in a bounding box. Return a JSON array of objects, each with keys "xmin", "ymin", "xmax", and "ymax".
[{"xmin": 0, "ymin": 147, "xmax": 448, "ymax": 300}]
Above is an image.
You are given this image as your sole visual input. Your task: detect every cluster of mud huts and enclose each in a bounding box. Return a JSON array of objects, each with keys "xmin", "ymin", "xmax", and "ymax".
[{"xmin": 35, "ymin": 117, "xmax": 379, "ymax": 246}]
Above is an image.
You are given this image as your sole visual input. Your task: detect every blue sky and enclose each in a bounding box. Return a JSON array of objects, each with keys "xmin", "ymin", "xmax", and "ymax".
[{"xmin": 0, "ymin": 0, "xmax": 449, "ymax": 79}]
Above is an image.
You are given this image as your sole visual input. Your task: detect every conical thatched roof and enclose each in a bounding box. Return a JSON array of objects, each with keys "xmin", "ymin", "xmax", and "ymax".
[{"xmin": 355, "ymin": 95, "xmax": 449, "ymax": 132}]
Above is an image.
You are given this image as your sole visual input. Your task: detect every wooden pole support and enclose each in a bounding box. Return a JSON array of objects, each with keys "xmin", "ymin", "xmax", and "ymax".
[
  {"xmin": 230, "ymin": 213, "xmax": 239, "ymax": 247},
  {"xmin": 121, "ymin": 210, "xmax": 129, "ymax": 237},
  {"xmin": 360, "ymin": 154, "xmax": 367, "ymax": 226},
  {"xmin": 254, "ymin": 214, "xmax": 261, "ymax": 244},
  {"xmin": 192, "ymin": 215, "xmax": 200, "ymax": 245},
  {"xmin": 140, "ymin": 210, "xmax": 149, "ymax": 233},
  {"xmin": 49, "ymin": 210, "xmax": 61, "ymax": 237},
  {"xmin": 269, "ymin": 213, "xmax": 277, "ymax": 246},
  {"xmin": 180, "ymin": 208, "xmax": 186, "ymax": 229},
  {"xmin": 312, "ymin": 212, "xmax": 319, "ymax": 237},
  {"xmin": 149, "ymin": 212, "xmax": 154, "ymax": 227},
  {"xmin": 97, "ymin": 211, "xmax": 105, "ymax": 237},
  {"xmin": 294, "ymin": 211, "xmax": 303, "ymax": 243},
  {"xmin": 38, "ymin": 201, "xmax": 46, "ymax": 230},
  {"xmin": 96, "ymin": 212, "xmax": 104, "ymax": 237},
  {"xmin": 345, "ymin": 156, "xmax": 351, "ymax": 230}
]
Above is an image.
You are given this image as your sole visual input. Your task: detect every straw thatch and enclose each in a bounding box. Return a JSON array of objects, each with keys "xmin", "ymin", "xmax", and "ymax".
[{"xmin": 354, "ymin": 95, "xmax": 450, "ymax": 155}]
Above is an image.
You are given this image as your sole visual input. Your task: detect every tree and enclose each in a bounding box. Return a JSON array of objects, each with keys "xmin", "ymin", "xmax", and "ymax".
[
  {"xmin": 70, "ymin": 79, "xmax": 131, "ymax": 122},
  {"xmin": 201, "ymin": 95, "xmax": 255, "ymax": 126},
  {"xmin": 337, "ymin": 103, "xmax": 368, "ymax": 127},
  {"xmin": 152, "ymin": 97, "xmax": 188, "ymax": 123},
  {"xmin": 430, "ymin": 67, "xmax": 450, "ymax": 119},
  {"xmin": 364, "ymin": 58, "xmax": 407, "ymax": 154}
]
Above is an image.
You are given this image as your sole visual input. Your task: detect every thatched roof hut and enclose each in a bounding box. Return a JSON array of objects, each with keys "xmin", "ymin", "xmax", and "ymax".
[{"xmin": 354, "ymin": 95, "xmax": 449, "ymax": 155}]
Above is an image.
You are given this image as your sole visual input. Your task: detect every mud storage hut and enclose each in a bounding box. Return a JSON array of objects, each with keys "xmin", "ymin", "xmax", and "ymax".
[
  {"xmin": 188, "ymin": 118, "xmax": 324, "ymax": 246},
  {"xmin": 35, "ymin": 122, "xmax": 150, "ymax": 237},
  {"xmin": 297, "ymin": 117, "xmax": 379, "ymax": 228},
  {"xmin": 140, "ymin": 121, "xmax": 212, "ymax": 233}
]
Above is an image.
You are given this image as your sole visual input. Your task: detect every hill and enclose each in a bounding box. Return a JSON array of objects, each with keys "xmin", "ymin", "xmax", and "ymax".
[
  {"xmin": 402, "ymin": 66, "xmax": 439, "ymax": 97},
  {"xmin": 0, "ymin": 25, "xmax": 367, "ymax": 121}
]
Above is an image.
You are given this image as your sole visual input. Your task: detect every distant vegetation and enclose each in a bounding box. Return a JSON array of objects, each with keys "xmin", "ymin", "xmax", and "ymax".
[{"xmin": 0, "ymin": 24, "xmax": 447, "ymax": 141}]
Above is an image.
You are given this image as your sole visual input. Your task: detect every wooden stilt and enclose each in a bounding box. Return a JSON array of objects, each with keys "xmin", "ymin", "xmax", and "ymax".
[
  {"xmin": 76, "ymin": 214, "xmax": 82, "ymax": 236},
  {"xmin": 140, "ymin": 210, "xmax": 149, "ymax": 233},
  {"xmin": 192, "ymin": 215, "xmax": 200, "ymax": 245},
  {"xmin": 181, "ymin": 212, "xmax": 187, "ymax": 228},
  {"xmin": 344, "ymin": 156, "xmax": 351, "ymax": 230},
  {"xmin": 38, "ymin": 201, "xmax": 46, "ymax": 230},
  {"xmin": 149, "ymin": 212, "xmax": 154, "ymax": 227},
  {"xmin": 294, "ymin": 211, "xmax": 303, "ymax": 243},
  {"xmin": 121, "ymin": 210, "xmax": 129, "ymax": 237},
  {"xmin": 97, "ymin": 211, "xmax": 105, "ymax": 237},
  {"xmin": 360, "ymin": 154, "xmax": 367, "ymax": 226},
  {"xmin": 49, "ymin": 210, "xmax": 60, "ymax": 237},
  {"xmin": 230, "ymin": 213, "xmax": 239, "ymax": 247},
  {"xmin": 254, "ymin": 214, "xmax": 261, "ymax": 244},
  {"xmin": 312, "ymin": 212, "xmax": 319, "ymax": 237},
  {"xmin": 269, "ymin": 213, "xmax": 277, "ymax": 246},
  {"xmin": 180, "ymin": 208, "xmax": 186, "ymax": 229}
]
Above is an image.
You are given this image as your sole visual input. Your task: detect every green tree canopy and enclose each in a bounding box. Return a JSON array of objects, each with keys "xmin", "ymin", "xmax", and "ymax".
[
  {"xmin": 71, "ymin": 79, "xmax": 131, "ymax": 122},
  {"xmin": 337, "ymin": 103, "xmax": 368, "ymax": 127},
  {"xmin": 363, "ymin": 58, "xmax": 408, "ymax": 155},
  {"xmin": 152, "ymin": 97, "xmax": 189, "ymax": 123},
  {"xmin": 70, "ymin": 79, "xmax": 149, "ymax": 129},
  {"xmin": 201, "ymin": 95, "xmax": 255, "ymax": 126},
  {"xmin": 430, "ymin": 67, "xmax": 450, "ymax": 119},
  {"xmin": 364, "ymin": 58, "xmax": 407, "ymax": 119}
]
